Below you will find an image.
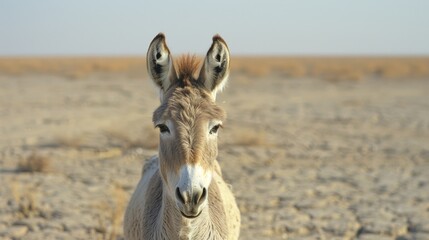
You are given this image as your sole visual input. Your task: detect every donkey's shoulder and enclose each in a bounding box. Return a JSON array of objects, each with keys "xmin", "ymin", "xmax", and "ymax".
[{"xmin": 141, "ymin": 155, "xmax": 159, "ymax": 176}]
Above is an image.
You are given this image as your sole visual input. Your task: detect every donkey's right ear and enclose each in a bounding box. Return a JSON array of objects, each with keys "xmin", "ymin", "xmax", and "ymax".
[{"xmin": 147, "ymin": 33, "xmax": 176, "ymax": 93}]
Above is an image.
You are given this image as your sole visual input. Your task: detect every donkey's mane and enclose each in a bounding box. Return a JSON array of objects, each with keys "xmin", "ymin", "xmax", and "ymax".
[{"xmin": 175, "ymin": 54, "xmax": 201, "ymax": 86}]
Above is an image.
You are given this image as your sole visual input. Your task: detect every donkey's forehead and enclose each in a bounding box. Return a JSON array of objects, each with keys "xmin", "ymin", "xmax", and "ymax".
[{"xmin": 153, "ymin": 87, "xmax": 226, "ymax": 124}]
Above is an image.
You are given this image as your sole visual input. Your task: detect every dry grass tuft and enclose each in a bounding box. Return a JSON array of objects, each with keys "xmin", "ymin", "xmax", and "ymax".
[
  {"xmin": 10, "ymin": 182, "xmax": 42, "ymax": 218},
  {"xmin": 17, "ymin": 153, "xmax": 51, "ymax": 173},
  {"xmin": 94, "ymin": 185, "xmax": 127, "ymax": 240}
]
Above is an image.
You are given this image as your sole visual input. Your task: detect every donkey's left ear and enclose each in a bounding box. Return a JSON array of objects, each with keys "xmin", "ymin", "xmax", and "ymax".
[{"xmin": 198, "ymin": 35, "xmax": 230, "ymax": 100}]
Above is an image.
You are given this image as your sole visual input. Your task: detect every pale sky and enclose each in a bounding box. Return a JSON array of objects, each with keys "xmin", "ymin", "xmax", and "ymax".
[{"xmin": 1, "ymin": 0, "xmax": 428, "ymax": 56}]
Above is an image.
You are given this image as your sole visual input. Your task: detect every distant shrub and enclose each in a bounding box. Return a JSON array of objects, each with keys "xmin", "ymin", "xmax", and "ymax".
[{"xmin": 17, "ymin": 153, "xmax": 51, "ymax": 173}]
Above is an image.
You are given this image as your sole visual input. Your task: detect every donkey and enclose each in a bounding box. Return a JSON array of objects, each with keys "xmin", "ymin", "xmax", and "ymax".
[{"xmin": 124, "ymin": 33, "xmax": 240, "ymax": 239}]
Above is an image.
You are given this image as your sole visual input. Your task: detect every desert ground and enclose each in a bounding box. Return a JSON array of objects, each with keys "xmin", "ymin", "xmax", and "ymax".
[{"xmin": 0, "ymin": 57, "xmax": 429, "ymax": 240}]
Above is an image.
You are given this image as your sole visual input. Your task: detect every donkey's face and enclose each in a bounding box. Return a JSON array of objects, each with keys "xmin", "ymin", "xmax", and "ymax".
[{"xmin": 147, "ymin": 33, "xmax": 230, "ymax": 218}]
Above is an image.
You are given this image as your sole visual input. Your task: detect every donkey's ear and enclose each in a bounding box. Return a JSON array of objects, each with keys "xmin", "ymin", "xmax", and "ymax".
[
  {"xmin": 198, "ymin": 35, "xmax": 230, "ymax": 100},
  {"xmin": 147, "ymin": 33, "xmax": 176, "ymax": 93}
]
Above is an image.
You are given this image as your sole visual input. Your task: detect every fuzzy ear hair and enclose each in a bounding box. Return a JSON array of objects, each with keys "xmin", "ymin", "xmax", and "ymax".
[
  {"xmin": 198, "ymin": 35, "xmax": 230, "ymax": 100},
  {"xmin": 147, "ymin": 33, "xmax": 176, "ymax": 94}
]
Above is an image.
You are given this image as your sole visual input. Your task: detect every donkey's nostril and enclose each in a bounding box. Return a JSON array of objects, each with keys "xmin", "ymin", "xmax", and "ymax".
[
  {"xmin": 200, "ymin": 188, "xmax": 207, "ymax": 203},
  {"xmin": 176, "ymin": 187, "xmax": 207, "ymax": 206},
  {"xmin": 193, "ymin": 188, "xmax": 207, "ymax": 205},
  {"xmin": 176, "ymin": 187, "xmax": 186, "ymax": 204}
]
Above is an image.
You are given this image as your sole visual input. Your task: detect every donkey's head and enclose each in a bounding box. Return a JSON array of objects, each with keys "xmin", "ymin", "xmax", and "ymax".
[{"xmin": 147, "ymin": 33, "xmax": 230, "ymax": 218}]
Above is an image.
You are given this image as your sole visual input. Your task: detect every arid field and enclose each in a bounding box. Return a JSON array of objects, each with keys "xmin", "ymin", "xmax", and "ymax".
[{"xmin": 0, "ymin": 57, "xmax": 429, "ymax": 240}]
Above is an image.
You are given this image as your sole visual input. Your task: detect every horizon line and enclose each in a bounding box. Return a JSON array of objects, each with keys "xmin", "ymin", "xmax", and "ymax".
[{"xmin": 1, "ymin": 54, "xmax": 429, "ymax": 59}]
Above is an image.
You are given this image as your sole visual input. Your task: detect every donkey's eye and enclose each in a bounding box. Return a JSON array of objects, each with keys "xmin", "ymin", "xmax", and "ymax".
[
  {"xmin": 156, "ymin": 124, "xmax": 170, "ymax": 134},
  {"xmin": 209, "ymin": 124, "xmax": 221, "ymax": 134}
]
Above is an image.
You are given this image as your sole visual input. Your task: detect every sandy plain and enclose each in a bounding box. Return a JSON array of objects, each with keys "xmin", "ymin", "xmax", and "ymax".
[{"xmin": 0, "ymin": 58, "xmax": 429, "ymax": 239}]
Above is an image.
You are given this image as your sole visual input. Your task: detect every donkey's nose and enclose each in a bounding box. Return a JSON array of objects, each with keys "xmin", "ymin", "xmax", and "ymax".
[{"xmin": 175, "ymin": 187, "xmax": 207, "ymax": 207}]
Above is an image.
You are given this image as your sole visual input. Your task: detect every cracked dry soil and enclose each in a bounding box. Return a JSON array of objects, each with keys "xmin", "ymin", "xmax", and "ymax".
[{"xmin": 1, "ymin": 74, "xmax": 429, "ymax": 240}]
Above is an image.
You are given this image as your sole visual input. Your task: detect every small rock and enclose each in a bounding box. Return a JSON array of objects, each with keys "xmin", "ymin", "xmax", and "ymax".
[
  {"xmin": 358, "ymin": 233, "xmax": 392, "ymax": 240},
  {"xmin": 7, "ymin": 226, "xmax": 28, "ymax": 238}
]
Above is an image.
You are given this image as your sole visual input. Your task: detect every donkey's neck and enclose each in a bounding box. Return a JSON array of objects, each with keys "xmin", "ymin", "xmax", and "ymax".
[{"xmin": 149, "ymin": 175, "xmax": 228, "ymax": 239}]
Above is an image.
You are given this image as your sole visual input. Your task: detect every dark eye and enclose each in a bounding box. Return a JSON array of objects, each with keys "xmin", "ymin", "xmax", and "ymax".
[
  {"xmin": 209, "ymin": 124, "xmax": 221, "ymax": 134},
  {"xmin": 156, "ymin": 124, "xmax": 170, "ymax": 134}
]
